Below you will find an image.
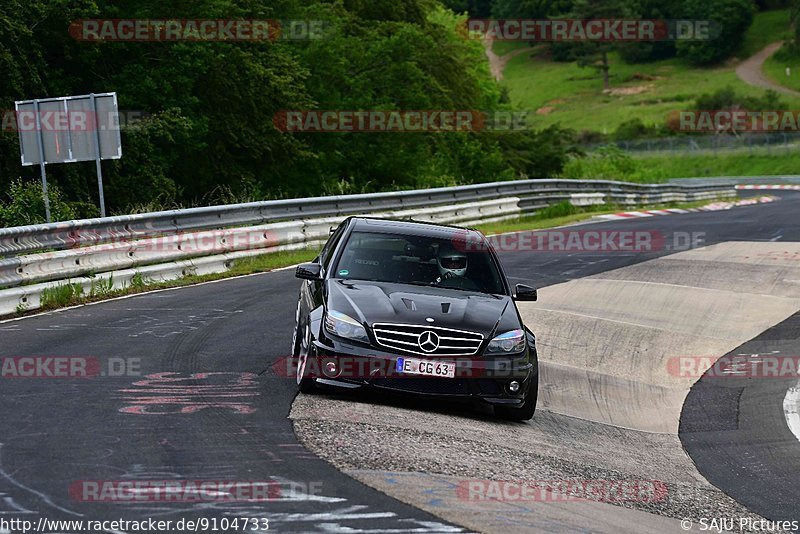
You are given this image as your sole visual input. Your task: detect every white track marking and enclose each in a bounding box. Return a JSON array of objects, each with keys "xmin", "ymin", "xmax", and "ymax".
[
  {"xmin": 784, "ymin": 382, "xmax": 800, "ymax": 443},
  {"xmin": 0, "ymin": 444, "xmax": 83, "ymax": 517}
]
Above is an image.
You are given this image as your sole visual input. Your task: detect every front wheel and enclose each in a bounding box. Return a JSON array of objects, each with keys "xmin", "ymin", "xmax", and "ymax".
[
  {"xmin": 293, "ymin": 321, "xmax": 316, "ymax": 394},
  {"xmin": 494, "ymin": 373, "xmax": 538, "ymax": 421}
]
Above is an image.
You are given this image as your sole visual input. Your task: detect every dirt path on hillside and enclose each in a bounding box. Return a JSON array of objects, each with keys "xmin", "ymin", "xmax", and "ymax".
[
  {"xmin": 735, "ymin": 41, "xmax": 800, "ymax": 96},
  {"xmin": 483, "ymin": 36, "xmax": 533, "ymax": 81}
]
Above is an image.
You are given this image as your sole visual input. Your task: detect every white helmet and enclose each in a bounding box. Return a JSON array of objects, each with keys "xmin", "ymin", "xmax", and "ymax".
[{"xmin": 437, "ymin": 249, "xmax": 467, "ymax": 278}]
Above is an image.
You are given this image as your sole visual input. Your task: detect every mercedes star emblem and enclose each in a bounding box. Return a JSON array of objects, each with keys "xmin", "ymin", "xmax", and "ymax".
[{"xmin": 418, "ymin": 331, "xmax": 440, "ymax": 353}]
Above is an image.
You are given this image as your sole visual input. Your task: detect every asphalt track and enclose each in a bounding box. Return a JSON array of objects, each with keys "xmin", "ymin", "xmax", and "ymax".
[
  {"xmin": 0, "ymin": 191, "xmax": 799, "ymax": 533},
  {"xmin": 681, "ymin": 311, "xmax": 800, "ymax": 524}
]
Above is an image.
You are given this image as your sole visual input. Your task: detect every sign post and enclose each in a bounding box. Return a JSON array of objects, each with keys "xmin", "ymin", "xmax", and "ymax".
[
  {"xmin": 15, "ymin": 92, "xmax": 122, "ymax": 222},
  {"xmin": 31, "ymin": 99, "xmax": 52, "ymax": 223},
  {"xmin": 89, "ymin": 93, "xmax": 107, "ymax": 217}
]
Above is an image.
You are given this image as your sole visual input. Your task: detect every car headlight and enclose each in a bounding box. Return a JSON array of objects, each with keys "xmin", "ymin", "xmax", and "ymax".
[
  {"xmin": 486, "ymin": 329, "xmax": 526, "ymax": 354},
  {"xmin": 324, "ymin": 310, "xmax": 369, "ymax": 343}
]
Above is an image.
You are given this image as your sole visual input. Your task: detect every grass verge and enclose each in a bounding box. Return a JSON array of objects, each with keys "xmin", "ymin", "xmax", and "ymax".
[
  {"xmin": 40, "ymin": 282, "xmax": 84, "ymax": 309},
  {"xmin": 563, "ymin": 149, "xmax": 800, "ymax": 183},
  {"xmin": 764, "ymin": 51, "xmax": 800, "ymax": 93}
]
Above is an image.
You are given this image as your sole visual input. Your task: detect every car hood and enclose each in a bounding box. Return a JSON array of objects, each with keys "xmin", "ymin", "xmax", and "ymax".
[{"xmin": 327, "ymin": 279, "xmax": 520, "ymax": 338}]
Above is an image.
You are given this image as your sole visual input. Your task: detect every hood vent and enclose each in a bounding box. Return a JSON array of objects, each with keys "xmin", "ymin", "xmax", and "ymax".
[
  {"xmin": 441, "ymin": 303, "xmax": 451, "ymax": 314},
  {"xmin": 401, "ymin": 298, "xmax": 417, "ymax": 311}
]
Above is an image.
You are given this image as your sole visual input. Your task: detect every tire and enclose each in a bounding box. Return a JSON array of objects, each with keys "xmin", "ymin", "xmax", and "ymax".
[
  {"xmin": 293, "ymin": 320, "xmax": 317, "ymax": 394},
  {"xmin": 494, "ymin": 373, "xmax": 538, "ymax": 421}
]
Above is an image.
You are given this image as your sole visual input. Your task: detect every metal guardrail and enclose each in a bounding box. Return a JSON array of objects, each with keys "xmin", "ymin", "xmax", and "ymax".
[
  {"xmin": 0, "ymin": 178, "xmax": 741, "ymax": 315},
  {"xmin": 0, "ymin": 197, "xmax": 526, "ymax": 288},
  {"xmin": 0, "ymin": 179, "xmax": 732, "ymax": 257}
]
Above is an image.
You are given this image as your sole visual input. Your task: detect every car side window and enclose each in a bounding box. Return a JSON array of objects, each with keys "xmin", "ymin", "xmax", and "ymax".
[{"xmin": 320, "ymin": 223, "xmax": 347, "ymax": 270}]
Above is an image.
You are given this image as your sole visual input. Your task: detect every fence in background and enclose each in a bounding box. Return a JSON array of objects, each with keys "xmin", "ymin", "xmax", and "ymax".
[{"xmin": 582, "ymin": 133, "xmax": 800, "ymax": 155}]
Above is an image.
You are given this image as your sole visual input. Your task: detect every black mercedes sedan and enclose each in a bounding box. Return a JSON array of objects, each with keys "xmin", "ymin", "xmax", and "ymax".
[{"xmin": 291, "ymin": 217, "xmax": 539, "ymax": 420}]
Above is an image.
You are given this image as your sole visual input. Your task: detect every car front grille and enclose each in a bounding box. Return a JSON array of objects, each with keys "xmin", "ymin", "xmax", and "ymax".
[{"xmin": 371, "ymin": 323, "xmax": 483, "ymax": 356}]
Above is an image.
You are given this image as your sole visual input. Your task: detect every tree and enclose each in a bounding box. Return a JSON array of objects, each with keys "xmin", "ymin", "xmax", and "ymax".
[
  {"xmin": 0, "ymin": 0, "xmax": 583, "ymax": 220},
  {"xmin": 676, "ymin": 0, "xmax": 755, "ymax": 65},
  {"xmin": 441, "ymin": 0, "xmax": 494, "ymax": 17},
  {"xmin": 566, "ymin": 0, "xmax": 627, "ymax": 90},
  {"xmin": 616, "ymin": 0, "xmax": 682, "ymax": 63},
  {"xmin": 491, "ymin": 0, "xmax": 574, "ymax": 18},
  {"xmin": 496, "ymin": 125, "xmax": 580, "ymax": 178},
  {"xmin": 790, "ymin": 0, "xmax": 800, "ymax": 48},
  {"xmin": 0, "ymin": 179, "xmax": 74, "ymax": 226}
]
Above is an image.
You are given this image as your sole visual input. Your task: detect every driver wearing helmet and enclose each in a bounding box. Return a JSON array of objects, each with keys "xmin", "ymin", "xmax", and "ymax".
[
  {"xmin": 434, "ymin": 246, "xmax": 478, "ymax": 290},
  {"xmin": 438, "ymin": 248, "xmax": 467, "ymax": 279}
]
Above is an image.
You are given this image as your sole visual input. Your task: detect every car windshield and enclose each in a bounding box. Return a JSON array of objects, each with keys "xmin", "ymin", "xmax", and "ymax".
[{"xmin": 333, "ymin": 231, "xmax": 506, "ymax": 294}]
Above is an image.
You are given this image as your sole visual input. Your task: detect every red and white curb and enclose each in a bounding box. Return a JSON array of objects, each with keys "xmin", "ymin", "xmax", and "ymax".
[
  {"xmin": 736, "ymin": 185, "xmax": 800, "ymax": 190},
  {"xmin": 596, "ymin": 195, "xmax": 776, "ymax": 221}
]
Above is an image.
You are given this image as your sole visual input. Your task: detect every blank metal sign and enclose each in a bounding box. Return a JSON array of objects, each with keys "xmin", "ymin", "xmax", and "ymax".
[{"xmin": 16, "ymin": 93, "xmax": 122, "ymax": 166}]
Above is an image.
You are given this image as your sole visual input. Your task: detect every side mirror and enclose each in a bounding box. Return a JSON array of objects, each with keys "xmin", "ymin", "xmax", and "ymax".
[
  {"xmin": 514, "ymin": 284, "xmax": 537, "ymax": 302},
  {"xmin": 296, "ymin": 263, "xmax": 322, "ymax": 281}
]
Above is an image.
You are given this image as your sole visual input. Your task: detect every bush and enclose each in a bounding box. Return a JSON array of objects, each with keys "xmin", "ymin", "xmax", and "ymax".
[
  {"xmin": 0, "ymin": 179, "xmax": 75, "ymax": 228},
  {"xmin": 496, "ymin": 125, "xmax": 581, "ymax": 178},
  {"xmin": 695, "ymin": 86, "xmax": 785, "ymax": 110},
  {"xmin": 105, "ymin": 110, "xmax": 187, "ymax": 212},
  {"xmin": 441, "ymin": 0, "xmax": 492, "ymax": 16},
  {"xmin": 614, "ymin": 119, "xmax": 651, "ymax": 140},
  {"xmin": 66, "ymin": 200, "xmax": 100, "ymax": 220},
  {"xmin": 618, "ymin": 42, "xmax": 677, "ymax": 63},
  {"xmin": 550, "ymin": 42, "xmax": 581, "ymax": 62},
  {"xmin": 774, "ymin": 41, "xmax": 800, "ymax": 62},
  {"xmin": 755, "ymin": 0, "xmax": 792, "ymax": 9},
  {"xmin": 676, "ymin": 0, "xmax": 755, "ymax": 64},
  {"xmin": 575, "ymin": 130, "xmax": 609, "ymax": 144},
  {"xmin": 560, "ymin": 145, "xmax": 639, "ymax": 180}
]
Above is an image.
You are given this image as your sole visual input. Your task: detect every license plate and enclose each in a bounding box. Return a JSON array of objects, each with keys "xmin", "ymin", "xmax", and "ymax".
[{"xmin": 396, "ymin": 357, "xmax": 456, "ymax": 378}]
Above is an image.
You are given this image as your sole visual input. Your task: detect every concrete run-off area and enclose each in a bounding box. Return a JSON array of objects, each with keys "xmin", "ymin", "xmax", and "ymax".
[{"xmin": 528, "ymin": 241, "xmax": 800, "ymax": 433}]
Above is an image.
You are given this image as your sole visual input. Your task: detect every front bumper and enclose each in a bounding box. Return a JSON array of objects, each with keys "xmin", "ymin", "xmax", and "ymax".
[{"xmin": 307, "ymin": 338, "xmax": 536, "ymax": 406}]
